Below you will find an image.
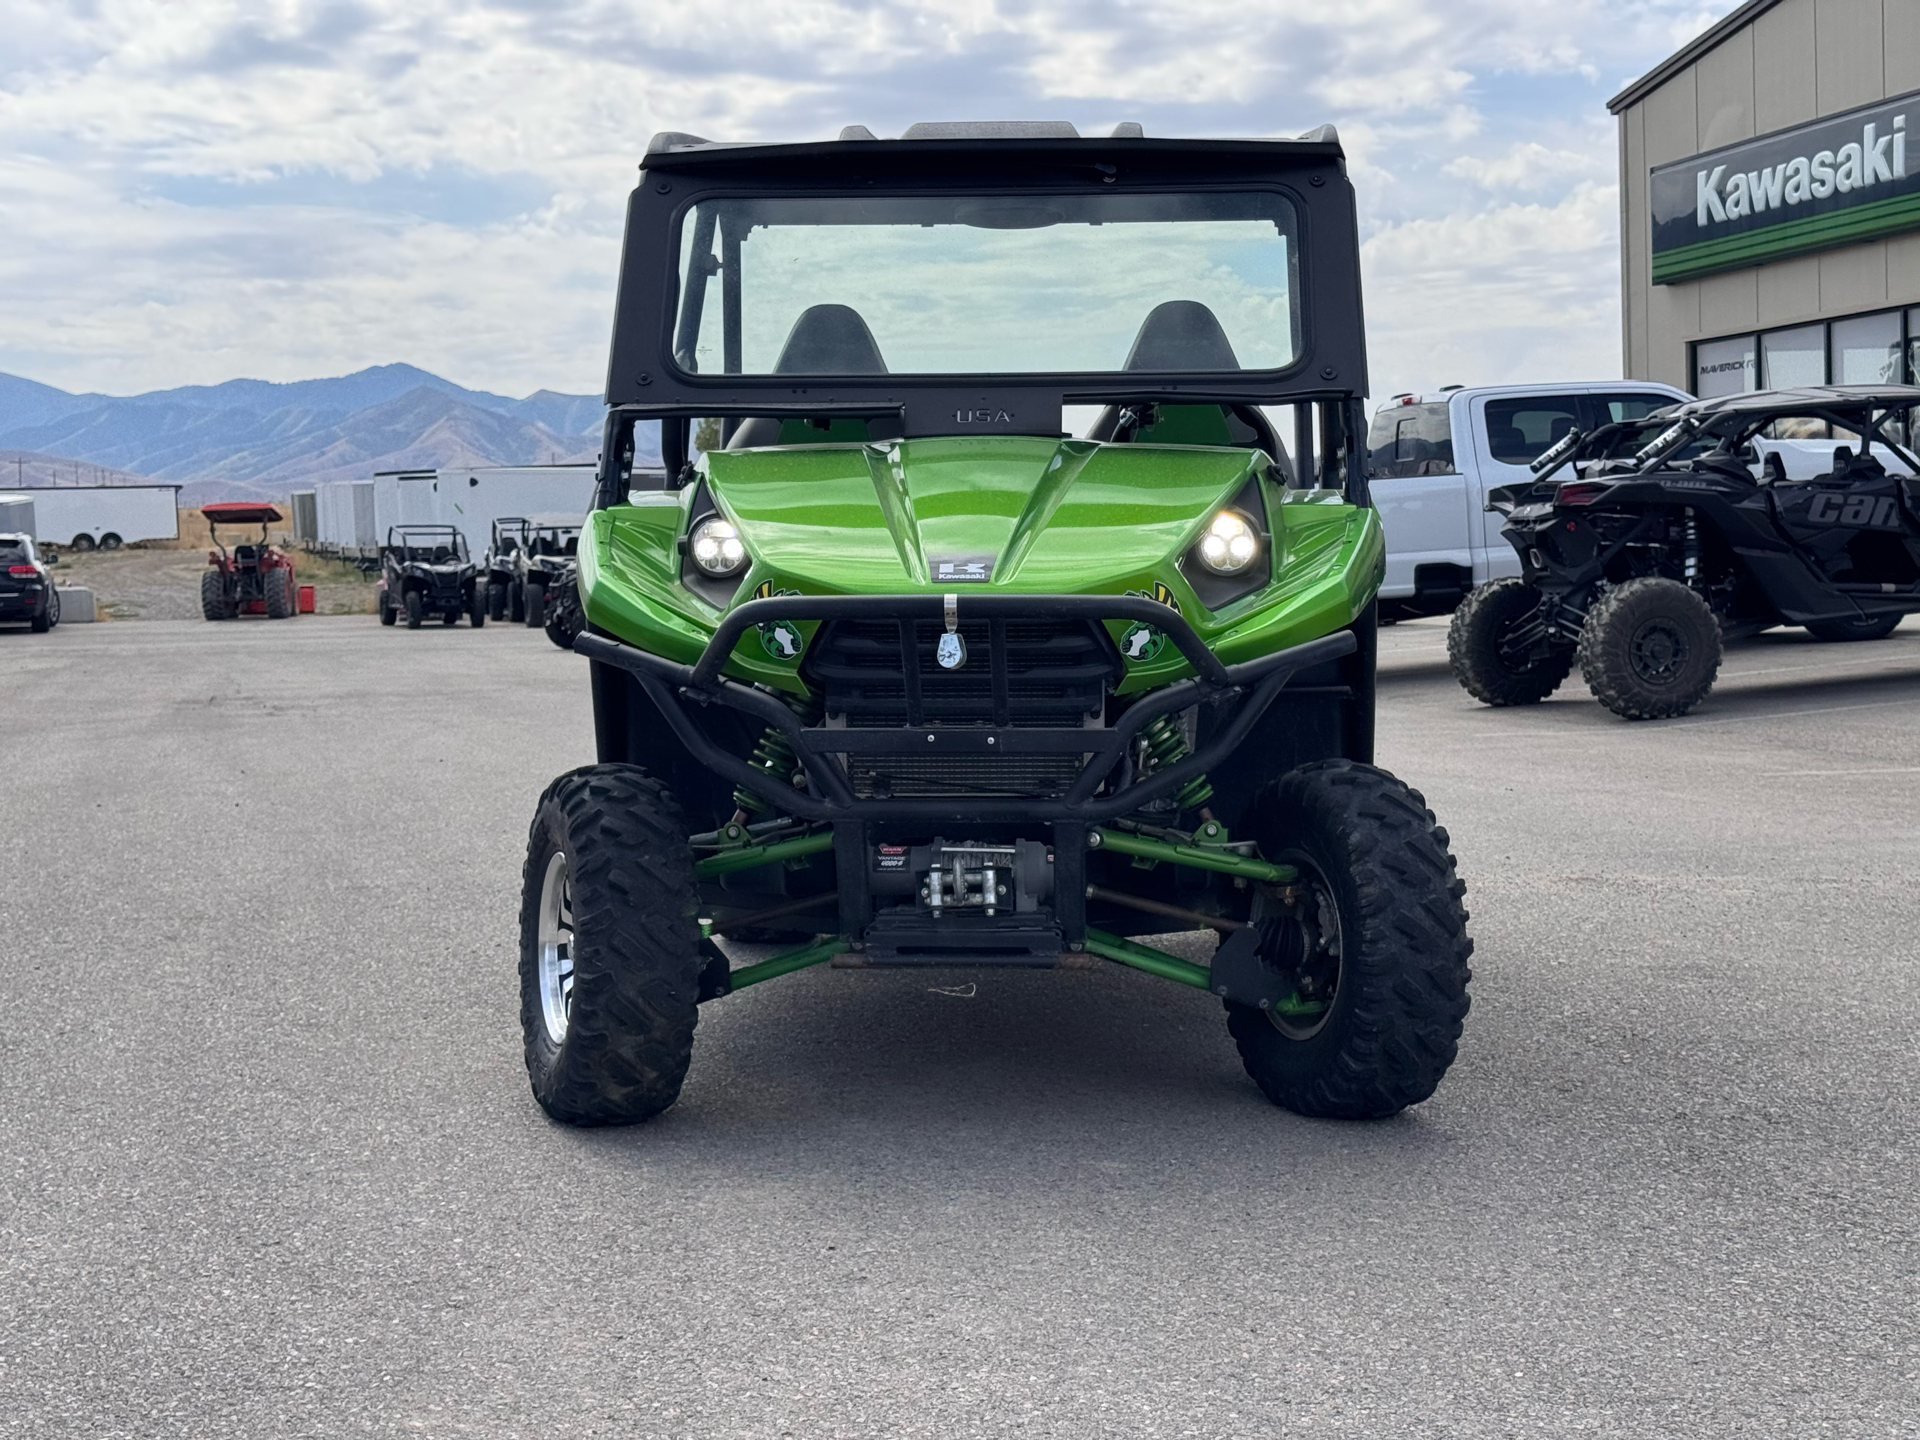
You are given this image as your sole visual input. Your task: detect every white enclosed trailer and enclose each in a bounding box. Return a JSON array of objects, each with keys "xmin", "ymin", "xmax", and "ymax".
[
  {"xmin": 439, "ymin": 465, "xmax": 597, "ymax": 558},
  {"xmin": 314, "ymin": 479, "xmax": 378, "ymax": 553},
  {"xmin": 17, "ymin": 485, "xmax": 181, "ymax": 550}
]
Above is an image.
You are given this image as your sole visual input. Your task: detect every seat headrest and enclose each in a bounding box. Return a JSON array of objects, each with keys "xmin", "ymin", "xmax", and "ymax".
[
  {"xmin": 1123, "ymin": 301, "xmax": 1240, "ymax": 372},
  {"xmin": 1761, "ymin": 451, "xmax": 1787, "ymax": 483},
  {"xmin": 773, "ymin": 304, "xmax": 888, "ymax": 375}
]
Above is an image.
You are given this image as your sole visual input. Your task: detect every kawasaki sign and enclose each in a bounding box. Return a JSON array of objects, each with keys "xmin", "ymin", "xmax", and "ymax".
[{"xmin": 1650, "ymin": 89, "xmax": 1918, "ymax": 284}]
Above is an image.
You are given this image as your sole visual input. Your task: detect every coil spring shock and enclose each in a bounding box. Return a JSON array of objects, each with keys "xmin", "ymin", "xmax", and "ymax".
[
  {"xmin": 1141, "ymin": 712, "xmax": 1214, "ymax": 812},
  {"xmin": 1683, "ymin": 507, "xmax": 1700, "ymax": 585},
  {"xmin": 734, "ymin": 692, "xmax": 823, "ymax": 816}
]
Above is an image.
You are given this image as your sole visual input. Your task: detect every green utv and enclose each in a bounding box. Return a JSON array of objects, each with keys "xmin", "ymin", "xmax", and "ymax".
[{"xmin": 519, "ymin": 121, "xmax": 1472, "ymax": 1125}]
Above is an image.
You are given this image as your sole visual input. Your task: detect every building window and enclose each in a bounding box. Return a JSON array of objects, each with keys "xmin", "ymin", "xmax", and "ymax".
[
  {"xmin": 1762, "ymin": 325, "xmax": 1825, "ymax": 388},
  {"xmin": 1831, "ymin": 312, "xmax": 1903, "ymax": 385},
  {"xmin": 1692, "ymin": 305, "xmax": 1917, "ymax": 397},
  {"xmin": 1694, "ymin": 335, "xmax": 1757, "ymax": 397}
]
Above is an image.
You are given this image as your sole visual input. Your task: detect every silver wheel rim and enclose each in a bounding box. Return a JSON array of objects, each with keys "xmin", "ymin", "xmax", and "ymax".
[
  {"xmin": 537, "ymin": 850, "xmax": 575, "ymax": 1046},
  {"xmin": 1254, "ymin": 857, "xmax": 1344, "ymax": 1041}
]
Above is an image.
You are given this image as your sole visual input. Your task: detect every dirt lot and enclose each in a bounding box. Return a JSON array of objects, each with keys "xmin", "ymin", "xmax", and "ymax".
[{"xmin": 49, "ymin": 508, "xmax": 379, "ymax": 620}]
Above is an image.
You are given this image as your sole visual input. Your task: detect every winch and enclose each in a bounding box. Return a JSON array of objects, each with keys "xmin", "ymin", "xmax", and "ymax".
[{"xmin": 870, "ymin": 838, "xmax": 1054, "ymax": 915}]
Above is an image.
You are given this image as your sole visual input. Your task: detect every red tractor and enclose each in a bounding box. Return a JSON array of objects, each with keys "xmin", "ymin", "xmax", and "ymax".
[{"xmin": 200, "ymin": 502, "xmax": 299, "ymax": 621}]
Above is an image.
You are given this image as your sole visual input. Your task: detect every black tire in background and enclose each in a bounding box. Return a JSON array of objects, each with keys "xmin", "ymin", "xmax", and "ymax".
[
  {"xmin": 469, "ymin": 586, "xmax": 486, "ymax": 628},
  {"xmin": 30, "ymin": 587, "xmax": 57, "ymax": 633},
  {"xmin": 488, "ymin": 581, "xmax": 507, "ymax": 621},
  {"xmin": 1805, "ymin": 613, "xmax": 1902, "ymax": 642},
  {"xmin": 264, "ymin": 568, "xmax": 294, "ymax": 619},
  {"xmin": 441, "ymin": 607, "xmax": 458, "ymax": 626},
  {"xmin": 1578, "ymin": 576, "xmax": 1722, "ymax": 720},
  {"xmin": 519, "ymin": 765, "xmax": 703, "ymax": 1125},
  {"xmin": 69, "ymin": 534, "xmax": 96, "ymax": 553},
  {"xmin": 405, "ymin": 589, "xmax": 424, "ymax": 629},
  {"xmin": 378, "ymin": 591, "xmax": 397, "ymax": 626},
  {"xmin": 200, "ymin": 569, "xmax": 235, "ymax": 621},
  {"xmin": 1225, "ymin": 759, "xmax": 1472, "ymax": 1120},
  {"xmin": 509, "ymin": 582, "xmax": 526, "ymax": 623},
  {"xmin": 1447, "ymin": 577, "xmax": 1575, "ymax": 706},
  {"xmin": 98, "ymin": 533, "xmax": 122, "ymax": 552},
  {"xmin": 523, "ymin": 580, "xmax": 544, "ymax": 628}
]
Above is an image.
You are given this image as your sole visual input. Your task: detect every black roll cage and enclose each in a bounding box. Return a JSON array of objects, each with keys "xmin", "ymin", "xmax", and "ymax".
[{"xmin": 595, "ymin": 132, "xmax": 1374, "ymax": 513}]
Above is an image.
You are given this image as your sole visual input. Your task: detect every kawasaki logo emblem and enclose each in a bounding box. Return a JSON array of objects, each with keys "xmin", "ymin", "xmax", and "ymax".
[{"xmin": 933, "ymin": 558, "xmax": 991, "ymax": 582}]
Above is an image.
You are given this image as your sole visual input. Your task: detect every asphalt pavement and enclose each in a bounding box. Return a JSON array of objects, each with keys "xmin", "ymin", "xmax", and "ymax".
[{"xmin": 2, "ymin": 614, "xmax": 1917, "ymax": 1438}]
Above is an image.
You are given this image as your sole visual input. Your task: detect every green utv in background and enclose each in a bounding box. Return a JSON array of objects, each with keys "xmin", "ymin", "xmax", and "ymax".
[{"xmin": 518, "ymin": 120, "xmax": 1472, "ymax": 1125}]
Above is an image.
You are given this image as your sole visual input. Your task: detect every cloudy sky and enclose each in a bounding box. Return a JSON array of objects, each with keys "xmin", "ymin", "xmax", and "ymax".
[{"xmin": 0, "ymin": 0, "xmax": 1727, "ymax": 402}]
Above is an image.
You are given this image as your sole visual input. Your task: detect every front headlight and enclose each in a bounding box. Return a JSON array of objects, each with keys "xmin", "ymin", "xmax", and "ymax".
[
  {"xmin": 689, "ymin": 516, "xmax": 749, "ymax": 577},
  {"xmin": 1193, "ymin": 510, "xmax": 1260, "ymax": 575}
]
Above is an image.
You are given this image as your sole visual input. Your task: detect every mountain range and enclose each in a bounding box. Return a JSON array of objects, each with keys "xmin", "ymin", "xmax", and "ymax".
[{"xmin": 0, "ymin": 365, "xmax": 640, "ymax": 504}]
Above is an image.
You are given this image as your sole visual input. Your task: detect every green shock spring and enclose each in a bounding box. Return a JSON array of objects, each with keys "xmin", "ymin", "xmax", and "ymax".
[
  {"xmin": 734, "ymin": 692, "xmax": 823, "ymax": 815},
  {"xmin": 1140, "ymin": 712, "xmax": 1214, "ymax": 812}
]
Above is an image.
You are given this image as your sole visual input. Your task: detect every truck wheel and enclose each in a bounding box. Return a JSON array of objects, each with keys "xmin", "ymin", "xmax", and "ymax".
[
  {"xmin": 1578, "ymin": 577, "xmax": 1721, "ymax": 720},
  {"xmin": 488, "ymin": 581, "xmax": 507, "ymax": 621},
  {"xmin": 1805, "ymin": 613, "xmax": 1901, "ymax": 642},
  {"xmin": 1225, "ymin": 760, "xmax": 1472, "ymax": 1120},
  {"xmin": 70, "ymin": 534, "xmax": 96, "ymax": 553},
  {"xmin": 519, "ymin": 765, "xmax": 702, "ymax": 1125},
  {"xmin": 200, "ymin": 569, "xmax": 235, "ymax": 621},
  {"xmin": 379, "ymin": 592, "xmax": 396, "ymax": 626},
  {"xmin": 523, "ymin": 580, "xmax": 544, "ymax": 628},
  {"xmin": 1447, "ymin": 577, "xmax": 1574, "ymax": 706},
  {"xmin": 405, "ymin": 590, "xmax": 424, "ymax": 629},
  {"xmin": 99, "ymin": 533, "xmax": 122, "ymax": 552},
  {"xmin": 264, "ymin": 568, "xmax": 294, "ymax": 618}
]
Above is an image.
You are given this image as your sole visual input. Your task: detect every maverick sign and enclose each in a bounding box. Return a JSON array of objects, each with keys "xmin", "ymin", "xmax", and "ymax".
[{"xmin": 1649, "ymin": 89, "xmax": 1918, "ymax": 284}]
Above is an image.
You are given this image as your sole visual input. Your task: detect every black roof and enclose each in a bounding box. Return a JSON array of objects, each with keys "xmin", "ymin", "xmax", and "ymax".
[
  {"xmin": 1665, "ymin": 385, "xmax": 1920, "ymax": 421},
  {"xmin": 640, "ymin": 121, "xmax": 1345, "ymax": 171}
]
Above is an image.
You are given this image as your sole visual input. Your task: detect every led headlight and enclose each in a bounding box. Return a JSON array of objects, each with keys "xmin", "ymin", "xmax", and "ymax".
[
  {"xmin": 689, "ymin": 516, "xmax": 748, "ymax": 577},
  {"xmin": 1194, "ymin": 510, "xmax": 1260, "ymax": 576}
]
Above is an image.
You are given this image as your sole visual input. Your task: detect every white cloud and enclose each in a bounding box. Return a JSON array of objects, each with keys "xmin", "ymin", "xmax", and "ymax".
[
  {"xmin": 0, "ymin": 0, "xmax": 1712, "ymax": 398},
  {"xmin": 1444, "ymin": 141, "xmax": 1609, "ymax": 193}
]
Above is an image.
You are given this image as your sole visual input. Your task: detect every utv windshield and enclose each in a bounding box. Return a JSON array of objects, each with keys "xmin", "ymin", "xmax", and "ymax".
[
  {"xmin": 672, "ymin": 191, "xmax": 1300, "ymax": 378},
  {"xmin": 392, "ymin": 530, "xmax": 468, "ymax": 564}
]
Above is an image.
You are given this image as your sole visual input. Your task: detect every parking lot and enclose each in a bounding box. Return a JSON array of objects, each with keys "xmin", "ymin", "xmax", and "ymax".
[{"xmin": 3, "ymin": 614, "xmax": 1917, "ymax": 1438}]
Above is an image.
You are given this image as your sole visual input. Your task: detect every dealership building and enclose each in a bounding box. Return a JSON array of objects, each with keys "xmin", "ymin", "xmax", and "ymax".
[{"xmin": 1611, "ymin": 0, "xmax": 1920, "ymax": 398}]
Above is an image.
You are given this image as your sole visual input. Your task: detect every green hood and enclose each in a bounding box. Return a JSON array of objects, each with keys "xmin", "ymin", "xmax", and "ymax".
[
  {"xmin": 703, "ymin": 437, "xmax": 1261, "ymax": 592},
  {"xmin": 581, "ymin": 434, "xmax": 1381, "ymax": 694}
]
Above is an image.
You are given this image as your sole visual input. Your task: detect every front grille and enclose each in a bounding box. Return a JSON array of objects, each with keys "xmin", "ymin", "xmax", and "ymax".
[
  {"xmin": 804, "ymin": 617, "xmax": 1121, "ymax": 729},
  {"xmin": 848, "ymin": 753, "xmax": 1084, "ymax": 799}
]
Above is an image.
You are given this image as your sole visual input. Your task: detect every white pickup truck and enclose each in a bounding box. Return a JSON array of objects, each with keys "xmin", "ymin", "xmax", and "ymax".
[{"xmin": 1366, "ymin": 381, "xmax": 1693, "ymax": 619}]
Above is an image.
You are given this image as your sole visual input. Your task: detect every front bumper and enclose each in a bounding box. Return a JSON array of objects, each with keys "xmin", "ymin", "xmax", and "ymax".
[{"xmin": 576, "ymin": 591, "xmax": 1356, "ymax": 824}]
